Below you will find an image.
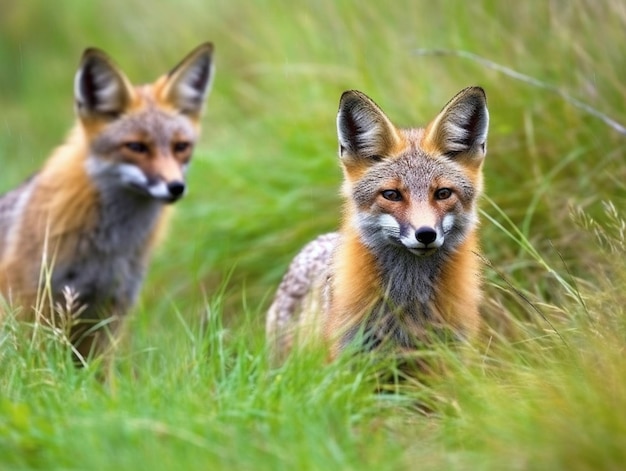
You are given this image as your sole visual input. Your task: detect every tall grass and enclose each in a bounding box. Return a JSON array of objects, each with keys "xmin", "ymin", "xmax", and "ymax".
[{"xmin": 1, "ymin": 0, "xmax": 625, "ymax": 469}]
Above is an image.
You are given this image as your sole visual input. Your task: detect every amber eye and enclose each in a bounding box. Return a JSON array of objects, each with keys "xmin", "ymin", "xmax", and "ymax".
[
  {"xmin": 125, "ymin": 142, "xmax": 149, "ymax": 153},
  {"xmin": 173, "ymin": 142, "xmax": 191, "ymax": 153},
  {"xmin": 435, "ymin": 188, "xmax": 452, "ymax": 200},
  {"xmin": 381, "ymin": 190, "xmax": 402, "ymax": 201}
]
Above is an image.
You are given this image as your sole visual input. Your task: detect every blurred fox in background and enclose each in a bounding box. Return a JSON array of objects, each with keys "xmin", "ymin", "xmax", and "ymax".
[{"xmin": 0, "ymin": 42, "xmax": 214, "ymax": 362}]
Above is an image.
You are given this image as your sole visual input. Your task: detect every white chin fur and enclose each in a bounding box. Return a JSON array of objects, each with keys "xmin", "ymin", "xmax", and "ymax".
[
  {"xmin": 401, "ymin": 235, "xmax": 444, "ymax": 251},
  {"xmin": 407, "ymin": 247, "xmax": 438, "ymax": 257}
]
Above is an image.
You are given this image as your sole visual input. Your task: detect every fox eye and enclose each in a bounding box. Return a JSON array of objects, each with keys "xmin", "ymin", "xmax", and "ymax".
[
  {"xmin": 173, "ymin": 142, "xmax": 191, "ymax": 153},
  {"xmin": 381, "ymin": 190, "xmax": 402, "ymax": 201},
  {"xmin": 125, "ymin": 142, "xmax": 149, "ymax": 154},
  {"xmin": 435, "ymin": 188, "xmax": 452, "ymax": 200}
]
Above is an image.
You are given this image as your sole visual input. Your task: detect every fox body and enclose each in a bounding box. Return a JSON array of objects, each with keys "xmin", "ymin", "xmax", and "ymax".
[
  {"xmin": 0, "ymin": 43, "xmax": 214, "ymax": 359},
  {"xmin": 267, "ymin": 87, "xmax": 489, "ymax": 364}
]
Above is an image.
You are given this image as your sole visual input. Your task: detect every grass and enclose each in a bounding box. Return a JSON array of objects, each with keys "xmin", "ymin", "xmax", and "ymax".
[{"xmin": 1, "ymin": 0, "xmax": 626, "ymax": 469}]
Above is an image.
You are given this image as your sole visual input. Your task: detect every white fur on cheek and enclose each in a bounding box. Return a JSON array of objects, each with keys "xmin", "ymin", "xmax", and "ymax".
[
  {"xmin": 117, "ymin": 163, "xmax": 148, "ymax": 186},
  {"xmin": 354, "ymin": 212, "xmax": 401, "ymax": 249},
  {"xmin": 378, "ymin": 213, "xmax": 400, "ymax": 237},
  {"xmin": 442, "ymin": 213, "xmax": 455, "ymax": 233}
]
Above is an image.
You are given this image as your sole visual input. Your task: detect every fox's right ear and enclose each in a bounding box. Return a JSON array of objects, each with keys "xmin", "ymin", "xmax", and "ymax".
[
  {"xmin": 74, "ymin": 48, "xmax": 135, "ymax": 120},
  {"xmin": 337, "ymin": 90, "xmax": 401, "ymax": 166},
  {"xmin": 160, "ymin": 42, "xmax": 215, "ymax": 119},
  {"xmin": 422, "ymin": 87, "xmax": 489, "ymax": 166}
]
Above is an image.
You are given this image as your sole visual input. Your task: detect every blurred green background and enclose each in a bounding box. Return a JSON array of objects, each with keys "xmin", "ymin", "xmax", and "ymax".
[{"xmin": 1, "ymin": 1, "xmax": 626, "ymax": 468}]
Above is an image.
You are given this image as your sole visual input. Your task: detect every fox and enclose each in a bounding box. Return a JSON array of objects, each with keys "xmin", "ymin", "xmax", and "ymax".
[
  {"xmin": 0, "ymin": 42, "xmax": 214, "ymax": 361},
  {"xmin": 266, "ymin": 86, "xmax": 489, "ymax": 367}
]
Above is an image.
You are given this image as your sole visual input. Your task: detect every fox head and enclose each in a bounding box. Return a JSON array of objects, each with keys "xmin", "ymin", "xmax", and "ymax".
[
  {"xmin": 74, "ymin": 42, "xmax": 214, "ymax": 203},
  {"xmin": 336, "ymin": 87, "xmax": 488, "ymax": 257}
]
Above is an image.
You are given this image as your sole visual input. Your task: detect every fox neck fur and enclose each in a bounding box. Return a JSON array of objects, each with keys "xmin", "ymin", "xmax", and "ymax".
[{"xmin": 327, "ymin": 220, "xmax": 481, "ymax": 356}]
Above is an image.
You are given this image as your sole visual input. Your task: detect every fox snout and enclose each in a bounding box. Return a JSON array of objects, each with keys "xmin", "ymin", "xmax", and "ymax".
[
  {"xmin": 376, "ymin": 210, "xmax": 459, "ymax": 256},
  {"xmin": 371, "ymin": 213, "xmax": 449, "ymax": 256},
  {"xmin": 135, "ymin": 174, "xmax": 187, "ymax": 204},
  {"xmin": 415, "ymin": 226, "xmax": 438, "ymax": 245},
  {"xmin": 116, "ymin": 162, "xmax": 187, "ymax": 204},
  {"xmin": 165, "ymin": 181, "xmax": 186, "ymax": 201},
  {"xmin": 401, "ymin": 224, "xmax": 445, "ymax": 256},
  {"xmin": 147, "ymin": 178, "xmax": 186, "ymax": 203}
]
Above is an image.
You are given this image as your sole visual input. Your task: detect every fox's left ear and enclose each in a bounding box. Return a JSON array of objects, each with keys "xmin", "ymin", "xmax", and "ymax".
[
  {"xmin": 422, "ymin": 87, "xmax": 489, "ymax": 166},
  {"xmin": 160, "ymin": 42, "xmax": 215, "ymax": 118}
]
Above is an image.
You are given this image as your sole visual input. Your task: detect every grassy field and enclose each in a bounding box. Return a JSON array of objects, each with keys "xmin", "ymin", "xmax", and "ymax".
[{"xmin": 1, "ymin": 0, "xmax": 626, "ymax": 469}]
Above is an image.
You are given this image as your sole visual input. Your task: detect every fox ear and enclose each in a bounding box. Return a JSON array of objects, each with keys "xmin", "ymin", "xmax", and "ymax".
[
  {"xmin": 75, "ymin": 48, "xmax": 135, "ymax": 120},
  {"xmin": 337, "ymin": 90, "xmax": 401, "ymax": 165},
  {"xmin": 423, "ymin": 86, "xmax": 489, "ymax": 165},
  {"xmin": 160, "ymin": 42, "xmax": 214, "ymax": 118}
]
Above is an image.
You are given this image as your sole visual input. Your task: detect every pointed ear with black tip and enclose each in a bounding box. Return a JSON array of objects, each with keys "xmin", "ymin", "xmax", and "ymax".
[
  {"xmin": 336, "ymin": 90, "xmax": 401, "ymax": 167},
  {"xmin": 422, "ymin": 86, "xmax": 489, "ymax": 166},
  {"xmin": 74, "ymin": 48, "xmax": 135, "ymax": 120},
  {"xmin": 159, "ymin": 42, "xmax": 215, "ymax": 118}
]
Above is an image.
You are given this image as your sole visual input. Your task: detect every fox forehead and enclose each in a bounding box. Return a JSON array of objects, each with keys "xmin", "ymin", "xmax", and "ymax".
[
  {"xmin": 90, "ymin": 104, "xmax": 198, "ymax": 154},
  {"xmin": 350, "ymin": 151, "xmax": 477, "ymax": 206}
]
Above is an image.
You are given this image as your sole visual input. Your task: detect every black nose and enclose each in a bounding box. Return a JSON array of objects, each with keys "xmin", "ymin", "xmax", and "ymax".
[
  {"xmin": 167, "ymin": 181, "xmax": 186, "ymax": 198},
  {"xmin": 415, "ymin": 227, "xmax": 437, "ymax": 245}
]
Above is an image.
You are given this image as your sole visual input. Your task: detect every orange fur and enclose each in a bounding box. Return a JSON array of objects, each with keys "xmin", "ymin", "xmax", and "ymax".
[
  {"xmin": 0, "ymin": 128, "xmax": 99, "ymax": 313},
  {"xmin": 324, "ymin": 222, "xmax": 381, "ymax": 358},
  {"xmin": 434, "ymin": 230, "xmax": 482, "ymax": 335}
]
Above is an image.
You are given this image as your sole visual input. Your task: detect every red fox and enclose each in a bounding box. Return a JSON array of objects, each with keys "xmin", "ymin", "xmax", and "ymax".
[
  {"xmin": 266, "ymin": 87, "xmax": 489, "ymax": 365},
  {"xmin": 0, "ymin": 43, "xmax": 214, "ymax": 360}
]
